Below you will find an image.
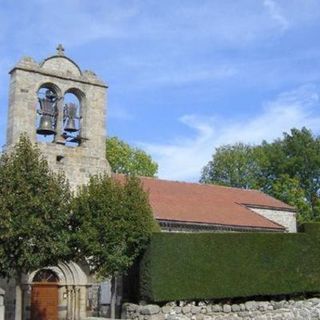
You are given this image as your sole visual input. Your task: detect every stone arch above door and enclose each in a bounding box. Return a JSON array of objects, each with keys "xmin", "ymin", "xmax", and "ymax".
[{"xmin": 26, "ymin": 261, "xmax": 88, "ymax": 286}]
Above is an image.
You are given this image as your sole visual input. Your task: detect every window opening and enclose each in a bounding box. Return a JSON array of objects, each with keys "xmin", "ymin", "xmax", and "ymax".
[{"xmin": 33, "ymin": 269, "xmax": 59, "ymax": 283}]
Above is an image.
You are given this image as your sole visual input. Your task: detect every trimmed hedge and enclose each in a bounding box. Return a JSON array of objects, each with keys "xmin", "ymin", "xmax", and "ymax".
[{"xmin": 138, "ymin": 223, "xmax": 320, "ymax": 302}]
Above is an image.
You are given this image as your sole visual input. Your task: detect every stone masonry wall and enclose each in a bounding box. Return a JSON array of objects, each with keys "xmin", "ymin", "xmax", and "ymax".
[
  {"xmin": 248, "ymin": 207, "xmax": 297, "ymax": 233},
  {"xmin": 122, "ymin": 298, "xmax": 320, "ymax": 320}
]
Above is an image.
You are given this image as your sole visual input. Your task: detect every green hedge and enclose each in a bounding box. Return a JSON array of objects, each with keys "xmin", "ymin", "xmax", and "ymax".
[{"xmin": 138, "ymin": 224, "xmax": 320, "ymax": 302}]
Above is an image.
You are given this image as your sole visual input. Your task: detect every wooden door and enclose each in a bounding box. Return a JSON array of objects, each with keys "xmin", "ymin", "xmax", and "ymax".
[{"xmin": 31, "ymin": 283, "xmax": 58, "ymax": 320}]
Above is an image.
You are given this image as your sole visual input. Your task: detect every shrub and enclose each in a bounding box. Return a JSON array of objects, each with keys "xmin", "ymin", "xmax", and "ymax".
[{"xmin": 139, "ymin": 225, "xmax": 320, "ymax": 302}]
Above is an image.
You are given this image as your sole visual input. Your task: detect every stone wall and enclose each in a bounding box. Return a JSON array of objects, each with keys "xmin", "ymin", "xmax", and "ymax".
[
  {"xmin": 248, "ymin": 207, "xmax": 297, "ymax": 233},
  {"xmin": 122, "ymin": 298, "xmax": 320, "ymax": 320}
]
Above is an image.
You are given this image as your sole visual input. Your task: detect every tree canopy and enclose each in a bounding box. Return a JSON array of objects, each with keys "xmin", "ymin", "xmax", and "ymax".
[
  {"xmin": 200, "ymin": 143, "xmax": 260, "ymax": 189},
  {"xmin": 0, "ymin": 135, "xmax": 159, "ymax": 281},
  {"xmin": 106, "ymin": 136, "xmax": 158, "ymax": 177},
  {"xmin": 0, "ymin": 135, "xmax": 72, "ymax": 279},
  {"xmin": 71, "ymin": 174, "xmax": 159, "ymax": 279},
  {"xmin": 200, "ymin": 128, "xmax": 320, "ymax": 222}
]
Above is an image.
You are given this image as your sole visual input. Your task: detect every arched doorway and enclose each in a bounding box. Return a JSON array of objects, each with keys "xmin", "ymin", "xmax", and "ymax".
[
  {"xmin": 24, "ymin": 262, "xmax": 89, "ymax": 320},
  {"xmin": 31, "ymin": 269, "xmax": 59, "ymax": 320}
]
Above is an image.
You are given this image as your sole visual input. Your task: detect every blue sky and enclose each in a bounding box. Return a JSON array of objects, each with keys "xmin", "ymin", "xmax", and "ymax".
[{"xmin": 1, "ymin": 0, "xmax": 320, "ymax": 181}]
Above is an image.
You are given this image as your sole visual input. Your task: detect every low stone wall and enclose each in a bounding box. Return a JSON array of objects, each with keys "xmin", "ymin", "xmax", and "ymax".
[{"xmin": 122, "ymin": 298, "xmax": 320, "ymax": 320}]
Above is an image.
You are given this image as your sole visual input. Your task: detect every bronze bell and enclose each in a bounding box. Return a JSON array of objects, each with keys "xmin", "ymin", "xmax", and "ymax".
[
  {"xmin": 64, "ymin": 118, "xmax": 78, "ymax": 132},
  {"xmin": 37, "ymin": 115, "xmax": 56, "ymax": 135}
]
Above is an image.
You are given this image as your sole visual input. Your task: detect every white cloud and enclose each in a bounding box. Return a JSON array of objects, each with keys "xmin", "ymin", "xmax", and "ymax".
[
  {"xmin": 0, "ymin": 0, "xmax": 304, "ymax": 55},
  {"xmin": 140, "ymin": 85, "xmax": 320, "ymax": 182},
  {"xmin": 263, "ymin": 0, "xmax": 289, "ymax": 31},
  {"xmin": 0, "ymin": 1, "xmax": 140, "ymax": 49}
]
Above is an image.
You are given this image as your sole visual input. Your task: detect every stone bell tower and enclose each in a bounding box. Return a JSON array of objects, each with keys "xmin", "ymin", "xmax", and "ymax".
[{"xmin": 6, "ymin": 45, "xmax": 111, "ymax": 189}]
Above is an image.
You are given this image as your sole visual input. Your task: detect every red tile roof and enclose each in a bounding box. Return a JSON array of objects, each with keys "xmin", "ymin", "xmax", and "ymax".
[{"xmin": 114, "ymin": 175, "xmax": 295, "ymax": 230}]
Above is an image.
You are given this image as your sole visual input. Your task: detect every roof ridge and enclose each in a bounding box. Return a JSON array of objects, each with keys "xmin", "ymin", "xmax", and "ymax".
[{"xmin": 129, "ymin": 173, "xmax": 259, "ymax": 192}]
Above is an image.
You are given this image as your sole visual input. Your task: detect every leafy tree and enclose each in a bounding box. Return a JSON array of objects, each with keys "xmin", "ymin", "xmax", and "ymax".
[
  {"xmin": 257, "ymin": 128, "xmax": 320, "ymax": 220},
  {"xmin": 72, "ymin": 174, "xmax": 158, "ymax": 277},
  {"xmin": 267, "ymin": 174, "xmax": 312, "ymax": 222},
  {"xmin": 280, "ymin": 128, "xmax": 320, "ymax": 204},
  {"xmin": 106, "ymin": 136, "xmax": 158, "ymax": 177},
  {"xmin": 0, "ymin": 135, "xmax": 72, "ymax": 318},
  {"xmin": 71, "ymin": 174, "xmax": 159, "ymax": 317},
  {"xmin": 0, "ymin": 135, "xmax": 71, "ymax": 278},
  {"xmin": 200, "ymin": 128, "xmax": 320, "ymax": 222},
  {"xmin": 200, "ymin": 143, "xmax": 260, "ymax": 189}
]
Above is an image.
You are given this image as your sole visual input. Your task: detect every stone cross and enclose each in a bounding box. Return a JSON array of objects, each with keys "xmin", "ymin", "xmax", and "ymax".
[{"xmin": 56, "ymin": 44, "xmax": 65, "ymax": 56}]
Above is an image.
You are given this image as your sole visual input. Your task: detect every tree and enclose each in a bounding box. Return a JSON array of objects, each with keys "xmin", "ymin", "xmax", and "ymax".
[
  {"xmin": 106, "ymin": 136, "xmax": 158, "ymax": 177},
  {"xmin": 267, "ymin": 174, "xmax": 312, "ymax": 222},
  {"xmin": 0, "ymin": 135, "xmax": 72, "ymax": 318},
  {"xmin": 200, "ymin": 143, "xmax": 260, "ymax": 189},
  {"xmin": 200, "ymin": 128, "xmax": 320, "ymax": 222},
  {"xmin": 257, "ymin": 128, "xmax": 320, "ymax": 221},
  {"xmin": 71, "ymin": 174, "xmax": 159, "ymax": 317}
]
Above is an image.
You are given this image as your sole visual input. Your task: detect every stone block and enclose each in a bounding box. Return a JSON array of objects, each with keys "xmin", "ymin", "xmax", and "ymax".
[
  {"xmin": 257, "ymin": 302, "xmax": 269, "ymax": 311},
  {"xmin": 149, "ymin": 314, "xmax": 165, "ymax": 320},
  {"xmin": 167, "ymin": 315, "xmax": 189, "ymax": 320},
  {"xmin": 231, "ymin": 304, "xmax": 240, "ymax": 312},
  {"xmin": 140, "ymin": 305, "xmax": 160, "ymax": 315},
  {"xmin": 123, "ymin": 303, "xmax": 140, "ymax": 312},
  {"xmin": 244, "ymin": 301, "xmax": 257, "ymax": 311},
  {"xmin": 222, "ymin": 304, "xmax": 231, "ymax": 313},
  {"xmin": 165, "ymin": 302, "xmax": 177, "ymax": 307},
  {"xmin": 182, "ymin": 306, "xmax": 191, "ymax": 314},
  {"xmin": 191, "ymin": 306, "xmax": 201, "ymax": 314},
  {"xmin": 239, "ymin": 303, "xmax": 245, "ymax": 311},
  {"xmin": 200, "ymin": 307, "xmax": 207, "ymax": 314},
  {"xmin": 237, "ymin": 311, "xmax": 250, "ymax": 317},
  {"xmin": 195, "ymin": 313, "xmax": 204, "ymax": 320},
  {"xmin": 309, "ymin": 298, "xmax": 320, "ymax": 304},
  {"xmin": 161, "ymin": 306, "xmax": 172, "ymax": 314},
  {"xmin": 174, "ymin": 307, "xmax": 182, "ymax": 314},
  {"xmin": 211, "ymin": 305, "xmax": 222, "ymax": 312}
]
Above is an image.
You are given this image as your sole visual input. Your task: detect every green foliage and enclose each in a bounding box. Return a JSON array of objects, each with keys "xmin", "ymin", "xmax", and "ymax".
[
  {"xmin": 139, "ymin": 228, "xmax": 320, "ymax": 302},
  {"xmin": 268, "ymin": 174, "xmax": 312, "ymax": 222},
  {"xmin": 106, "ymin": 137, "xmax": 158, "ymax": 177},
  {"xmin": 72, "ymin": 174, "xmax": 159, "ymax": 279},
  {"xmin": 200, "ymin": 128, "xmax": 320, "ymax": 222},
  {"xmin": 0, "ymin": 135, "xmax": 72, "ymax": 278},
  {"xmin": 200, "ymin": 143, "xmax": 260, "ymax": 189}
]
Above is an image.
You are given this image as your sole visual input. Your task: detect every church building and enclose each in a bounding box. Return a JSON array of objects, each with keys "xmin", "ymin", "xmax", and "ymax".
[{"xmin": 1, "ymin": 46, "xmax": 297, "ymax": 320}]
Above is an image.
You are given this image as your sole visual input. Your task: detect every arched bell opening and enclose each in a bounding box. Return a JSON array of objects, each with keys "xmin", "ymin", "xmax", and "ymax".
[
  {"xmin": 62, "ymin": 89, "xmax": 83, "ymax": 147},
  {"xmin": 36, "ymin": 83, "xmax": 61, "ymax": 144}
]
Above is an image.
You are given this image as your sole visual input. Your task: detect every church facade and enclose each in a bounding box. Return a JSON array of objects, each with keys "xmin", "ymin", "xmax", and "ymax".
[{"xmin": 1, "ymin": 46, "xmax": 297, "ymax": 320}]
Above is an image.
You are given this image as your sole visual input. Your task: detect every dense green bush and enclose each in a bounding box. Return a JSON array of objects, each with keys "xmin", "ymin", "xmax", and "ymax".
[{"xmin": 139, "ymin": 225, "xmax": 320, "ymax": 302}]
